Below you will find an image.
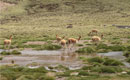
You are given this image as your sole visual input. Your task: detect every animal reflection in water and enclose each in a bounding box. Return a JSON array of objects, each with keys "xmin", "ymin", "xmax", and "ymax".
[{"xmin": 60, "ymin": 52, "xmax": 78, "ymax": 61}]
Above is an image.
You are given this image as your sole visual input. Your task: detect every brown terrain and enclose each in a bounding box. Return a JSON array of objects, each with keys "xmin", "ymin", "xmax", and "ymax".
[{"xmin": 0, "ymin": 1, "xmax": 14, "ymax": 12}]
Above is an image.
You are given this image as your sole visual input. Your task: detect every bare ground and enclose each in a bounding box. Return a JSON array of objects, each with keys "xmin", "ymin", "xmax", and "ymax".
[{"xmin": 0, "ymin": 1, "xmax": 14, "ymax": 12}]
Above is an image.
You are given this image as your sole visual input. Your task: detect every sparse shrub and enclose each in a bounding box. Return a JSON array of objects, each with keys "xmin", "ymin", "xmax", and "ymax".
[
  {"xmin": 78, "ymin": 71, "xmax": 89, "ymax": 76},
  {"xmin": 111, "ymin": 41, "xmax": 122, "ymax": 44},
  {"xmin": 62, "ymin": 71, "xmax": 71, "ymax": 77},
  {"xmin": 0, "ymin": 66, "xmax": 48, "ymax": 80},
  {"xmin": 126, "ymin": 57, "xmax": 130, "ymax": 63},
  {"xmin": 76, "ymin": 44, "xmax": 83, "ymax": 46},
  {"xmin": 97, "ymin": 49, "xmax": 109, "ymax": 53},
  {"xmin": 36, "ymin": 44, "xmax": 61, "ymax": 50},
  {"xmin": 44, "ymin": 76, "xmax": 55, "ymax": 80},
  {"xmin": 79, "ymin": 56, "xmax": 88, "ymax": 62},
  {"xmin": 0, "ymin": 50, "xmax": 21, "ymax": 55},
  {"xmin": 87, "ymin": 57, "xmax": 104, "ymax": 64},
  {"xmin": 76, "ymin": 47, "xmax": 96, "ymax": 54},
  {"xmin": 103, "ymin": 57, "xmax": 123, "ymax": 66},
  {"xmin": 11, "ymin": 50, "xmax": 21, "ymax": 55},
  {"xmin": 82, "ymin": 66, "xmax": 92, "ymax": 70},
  {"xmin": 127, "ymin": 46, "xmax": 130, "ymax": 51},
  {"xmin": 92, "ymin": 66, "xmax": 122, "ymax": 73},
  {"xmin": 22, "ymin": 67, "xmax": 47, "ymax": 73},
  {"xmin": 54, "ymin": 65, "xmax": 69, "ymax": 71},
  {"xmin": 16, "ymin": 75, "xmax": 34, "ymax": 80},
  {"xmin": 96, "ymin": 43, "xmax": 108, "ymax": 49},
  {"xmin": 48, "ymin": 66, "xmax": 54, "ymax": 70},
  {"xmin": 0, "ymin": 51, "xmax": 11, "ymax": 55},
  {"xmin": 127, "ymin": 71, "xmax": 130, "ymax": 75},
  {"xmin": 123, "ymin": 51, "xmax": 130, "ymax": 57},
  {"xmin": 0, "ymin": 75, "xmax": 8, "ymax": 80},
  {"xmin": 0, "ymin": 56, "xmax": 3, "ymax": 60},
  {"xmin": 112, "ymin": 37, "xmax": 120, "ymax": 40},
  {"xmin": 108, "ymin": 45, "xmax": 126, "ymax": 51}
]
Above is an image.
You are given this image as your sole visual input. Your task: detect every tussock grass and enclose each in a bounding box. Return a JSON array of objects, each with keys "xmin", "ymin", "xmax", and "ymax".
[
  {"xmin": 76, "ymin": 46, "xmax": 96, "ymax": 54},
  {"xmin": 0, "ymin": 66, "xmax": 48, "ymax": 80},
  {"xmin": 0, "ymin": 50, "xmax": 21, "ymax": 55},
  {"xmin": 123, "ymin": 51, "xmax": 130, "ymax": 57},
  {"xmin": 0, "ymin": 56, "xmax": 3, "ymax": 60},
  {"xmin": 91, "ymin": 66, "xmax": 123, "ymax": 73}
]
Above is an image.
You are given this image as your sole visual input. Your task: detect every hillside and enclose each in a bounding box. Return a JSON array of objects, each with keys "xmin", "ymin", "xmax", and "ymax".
[
  {"xmin": 0, "ymin": 0, "xmax": 130, "ymax": 39},
  {"xmin": 1, "ymin": 0, "xmax": 130, "ymax": 23}
]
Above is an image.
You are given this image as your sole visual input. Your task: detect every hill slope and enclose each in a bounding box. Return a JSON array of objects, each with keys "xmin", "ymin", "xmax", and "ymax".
[{"xmin": 0, "ymin": 0, "xmax": 130, "ymax": 40}]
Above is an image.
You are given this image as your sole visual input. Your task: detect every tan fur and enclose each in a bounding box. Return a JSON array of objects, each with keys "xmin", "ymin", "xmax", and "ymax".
[
  {"xmin": 56, "ymin": 35, "xmax": 62, "ymax": 42},
  {"xmin": 68, "ymin": 36, "xmax": 81, "ymax": 44},
  {"xmin": 67, "ymin": 36, "xmax": 81, "ymax": 49},
  {"xmin": 88, "ymin": 29, "xmax": 98, "ymax": 36},
  {"xmin": 60, "ymin": 39, "xmax": 67, "ymax": 48},
  {"xmin": 4, "ymin": 35, "xmax": 12, "ymax": 49},
  {"xmin": 92, "ymin": 29, "xmax": 98, "ymax": 33},
  {"xmin": 92, "ymin": 36, "xmax": 101, "ymax": 42}
]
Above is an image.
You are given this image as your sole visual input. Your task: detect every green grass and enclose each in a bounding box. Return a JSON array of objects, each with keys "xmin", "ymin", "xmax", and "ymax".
[
  {"xmin": 0, "ymin": 56, "xmax": 3, "ymax": 60},
  {"xmin": 86, "ymin": 57, "xmax": 123, "ymax": 66},
  {"xmin": 76, "ymin": 46, "xmax": 96, "ymax": 54},
  {"xmin": 123, "ymin": 51, "xmax": 130, "ymax": 57},
  {"xmin": 126, "ymin": 57, "xmax": 130, "ymax": 63},
  {"xmin": 0, "ymin": 66, "xmax": 48, "ymax": 80},
  {"xmin": 0, "ymin": 50, "xmax": 21, "ymax": 55},
  {"xmin": 76, "ymin": 44, "xmax": 129, "ymax": 54},
  {"xmin": 78, "ymin": 71, "xmax": 89, "ymax": 76},
  {"xmin": 92, "ymin": 66, "xmax": 123, "ymax": 73},
  {"xmin": 0, "ymin": 0, "xmax": 130, "ymax": 45}
]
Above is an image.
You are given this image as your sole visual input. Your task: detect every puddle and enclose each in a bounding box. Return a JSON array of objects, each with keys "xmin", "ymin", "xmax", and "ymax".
[
  {"xmin": 21, "ymin": 50, "xmax": 63, "ymax": 55},
  {"xmin": 98, "ymin": 52, "xmax": 130, "ymax": 68},
  {"xmin": 98, "ymin": 52, "xmax": 126, "ymax": 60},
  {"xmin": 0, "ymin": 49, "xmax": 66, "ymax": 56},
  {"xmin": 0, "ymin": 49, "xmax": 4, "ymax": 53},
  {"xmin": 0, "ymin": 48, "xmax": 82, "ymax": 69},
  {"xmin": 24, "ymin": 41, "xmax": 46, "ymax": 45},
  {"xmin": 116, "ymin": 25, "xmax": 130, "ymax": 28}
]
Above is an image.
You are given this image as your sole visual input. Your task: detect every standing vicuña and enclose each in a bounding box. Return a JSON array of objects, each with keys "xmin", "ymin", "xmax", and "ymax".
[
  {"xmin": 60, "ymin": 36, "xmax": 67, "ymax": 49},
  {"xmin": 67, "ymin": 36, "xmax": 81, "ymax": 49},
  {"xmin": 91, "ymin": 36, "xmax": 101, "ymax": 45},
  {"xmin": 4, "ymin": 35, "xmax": 12, "ymax": 50}
]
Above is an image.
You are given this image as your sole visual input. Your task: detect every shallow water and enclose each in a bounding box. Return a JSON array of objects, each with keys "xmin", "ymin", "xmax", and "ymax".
[
  {"xmin": 21, "ymin": 50, "xmax": 62, "ymax": 55},
  {"xmin": 1, "ymin": 49, "xmax": 130, "ymax": 68},
  {"xmin": 116, "ymin": 25, "xmax": 130, "ymax": 28},
  {"xmin": 0, "ymin": 49, "xmax": 83, "ymax": 69}
]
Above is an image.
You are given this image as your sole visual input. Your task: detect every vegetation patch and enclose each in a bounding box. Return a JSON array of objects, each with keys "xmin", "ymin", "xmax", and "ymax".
[
  {"xmin": 92, "ymin": 66, "xmax": 123, "ymax": 73},
  {"xmin": 87, "ymin": 57, "xmax": 123, "ymax": 66},
  {"xmin": 0, "ymin": 56, "xmax": 3, "ymax": 60},
  {"xmin": 76, "ymin": 46, "xmax": 96, "ymax": 54},
  {"xmin": 78, "ymin": 71, "xmax": 89, "ymax": 76},
  {"xmin": 103, "ymin": 57, "xmax": 123, "ymax": 66},
  {"xmin": 108, "ymin": 45, "xmax": 127, "ymax": 51},
  {"xmin": 126, "ymin": 57, "xmax": 130, "ymax": 63},
  {"xmin": 36, "ymin": 44, "xmax": 61, "ymax": 50},
  {"xmin": 0, "ymin": 50, "xmax": 21, "ymax": 55},
  {"xmin": 87, "ymin": 57, "xmax": 104, "ymax": 64},
  {"xmin": 123, "ymin": 51, "xmax": 130, "ymax": 58},
  {"xmin": 0, "ymin": 66, "xmax": 48, "ymax": 80}
]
